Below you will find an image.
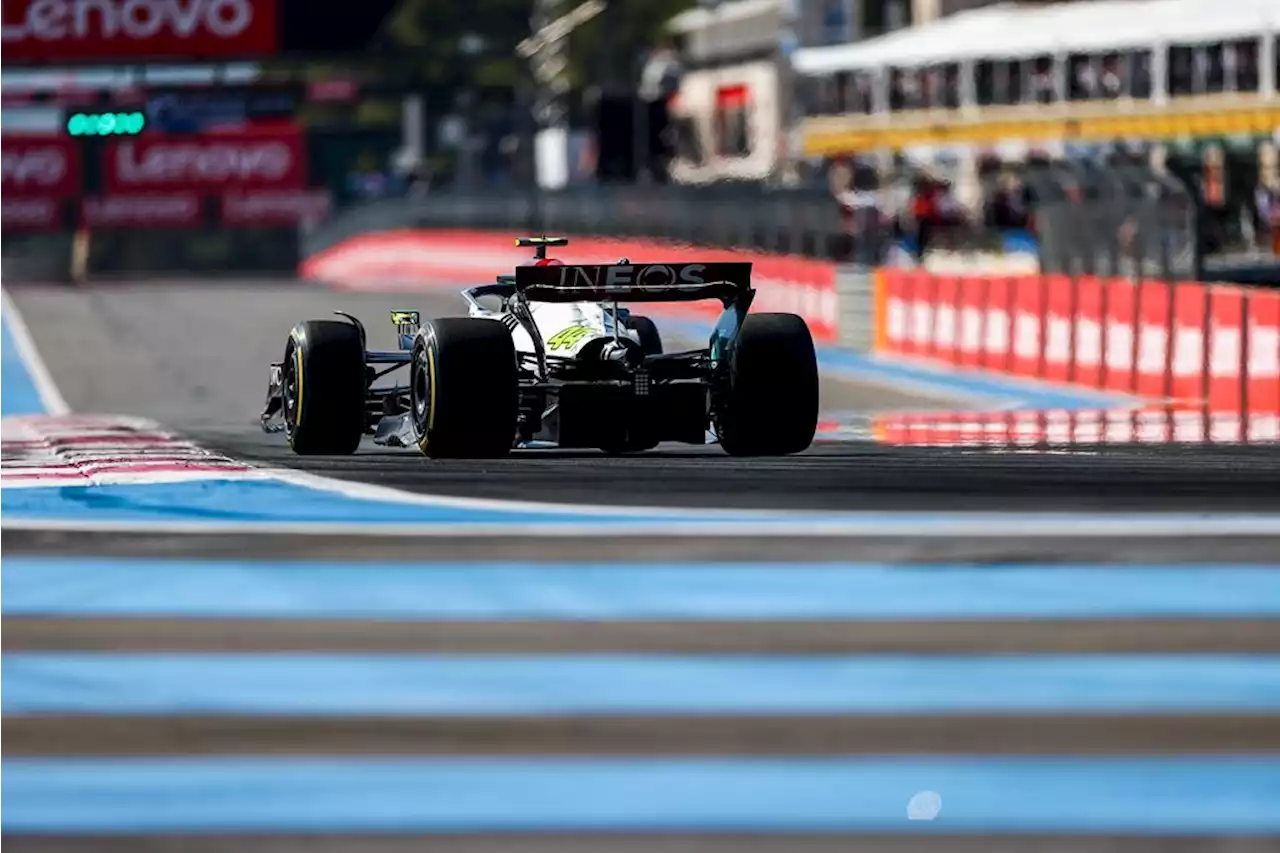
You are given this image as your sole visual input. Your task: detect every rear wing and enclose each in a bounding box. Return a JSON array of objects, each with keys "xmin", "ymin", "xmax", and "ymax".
[{"xmin": 514, "ymin": 262, "xmax": 752, "ymax": 305}]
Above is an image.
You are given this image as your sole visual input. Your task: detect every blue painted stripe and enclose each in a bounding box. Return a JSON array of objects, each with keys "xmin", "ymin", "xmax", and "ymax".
[
  {"xmin": 0, "ymin": 480, "xmax": 759, "ymax": 524},
  {"xmin": 11, "ymin": 484, "xmax": 1280, "ymax": 530},
  {"xmin": 7, "ymin": 559, "xmax": 1280, "ymax": 619},
  {"xmin": 6, "ymin": 654, "xmax": 1280, "ymax": 714},
  {"xmin": 5, "ymin": 756, "xmax": 1279, "ymax": 833},
  {"xmin": 2, "ymin": 307, "xmax": 46, "ymax": 416},
  {"xmin": 816, "ymin": 349, "xmax": 1132, "ymax": 409}
]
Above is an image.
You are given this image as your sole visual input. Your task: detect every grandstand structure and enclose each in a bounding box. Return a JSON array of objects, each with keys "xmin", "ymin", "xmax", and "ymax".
[{"xmin": 793, "ymin": 0, "xmax": 1278, "ymax": 155}]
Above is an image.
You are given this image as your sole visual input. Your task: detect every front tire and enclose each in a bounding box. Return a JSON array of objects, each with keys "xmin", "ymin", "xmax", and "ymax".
[
  {"xmin": 411, "ymin": 318, "xmax": 518, "ymax": 458},
  {"xmin": 283, "ymin": 320, "xmax": 366, "ymax": 455},
  {"xmin": 715, "ymin": 313, "xmax": 819, "ymax": 456}
]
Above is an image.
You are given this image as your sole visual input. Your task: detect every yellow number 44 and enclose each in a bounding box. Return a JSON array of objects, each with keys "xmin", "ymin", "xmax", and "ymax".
[{"xmin": 546, "ymin": 325, "xmax": 592, "ymax": 351}]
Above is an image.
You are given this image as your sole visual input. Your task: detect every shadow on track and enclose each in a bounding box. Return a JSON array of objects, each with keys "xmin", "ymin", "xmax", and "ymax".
[{"xmin": 199, "ymin": 426, "xmax": 1280, "ymax": 513}]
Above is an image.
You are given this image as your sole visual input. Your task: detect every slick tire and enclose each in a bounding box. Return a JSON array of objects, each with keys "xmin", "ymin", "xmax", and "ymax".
[
  {"xmin": 412, "ymin": 317, "xmax": 518, "ymax": 459},
  {"xmin": 629, "ymin": 315, "xmax": 663, "ymax": 356},
  {"xmin": 716, "ymin": 313, "xmax": 819, "ymax": 457},
  {"xmin": 284, "ymin": 319, "xmax": 367, "ymax": 456}
]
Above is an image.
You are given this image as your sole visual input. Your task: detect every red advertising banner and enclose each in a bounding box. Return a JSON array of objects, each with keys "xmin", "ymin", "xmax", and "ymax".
[
  {"xmin": 873, "ymin": 269, "xmax": 1280, "ymax": 421},
  {"xmin": 1, "ymin": 0, "xmax": 278, "ymax": 62},
  {"xmin": 80, "ymin": 193, "xmax": 202, "ymax": 227},
  {"xmin": 1103, "ymin": 278, "xmax": 1137, "ymax": 394},
  {"xmin": 1, "ymin": 196, "xmax": 63, "ymax": 231},
  {"xmin": 2, "ymin": 135, "xmax": 81, "ymax": 197},
  {"xmin": 103, "ymin": 126, "xmax": 305, "ymax": 192},
  {"xmin": 221, "ymin": 188, "xmax": 331, "ymax": 225},
  {"xmin": 1072, "ymin": 275, "xmax": 1104, "ymax": 388},
  {"xmin": 1245, "ymin": 289, "xmax": 1280, "ymax": 416}
]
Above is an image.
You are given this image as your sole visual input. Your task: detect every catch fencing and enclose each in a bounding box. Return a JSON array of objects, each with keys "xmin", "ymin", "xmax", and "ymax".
[
  {"xmin": 1022, "ymin": 160, "xmax": 1200, "ymax": 282},
  {"xmin": 301, "ymin": 185, "xmax": 861, "ymax": 265},
  {"xmin": 301, "ymin": 158, "xmax": 1217, "ymax": 278}
]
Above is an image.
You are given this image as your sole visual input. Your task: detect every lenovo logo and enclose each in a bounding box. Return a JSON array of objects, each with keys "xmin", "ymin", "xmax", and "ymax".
[
  {"xmin": 2, "ymin": 0, "xmax": 277, "ymax": 60},
  {"xmin": 3, "ymin": 0, "xmax": 252, "ymax": 41},
  {"xmin": 2, "ymin": 146, "xmax": 67, "ymax": 187},
  {"xmin": 1, "ymin": 137, "xmax": 79, "ymax": 195},
  {"xmin": 105, "ymin": 131, "xmax": 304, "ymax": 190}
]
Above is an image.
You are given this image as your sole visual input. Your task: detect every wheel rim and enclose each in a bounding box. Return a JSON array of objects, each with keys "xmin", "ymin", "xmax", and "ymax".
[
  {"xmin": 282, "ymin": 346, "xmax": 300, "ymax": 438},
  {"xmin": 411, "ymin": 343, "xmax": 432, "ymax": 438}
]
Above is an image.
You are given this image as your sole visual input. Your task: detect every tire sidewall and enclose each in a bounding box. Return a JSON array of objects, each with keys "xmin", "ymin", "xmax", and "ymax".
[
  {"xmin": 410, "ymin": 327, "xmax": 437, "ymax": 454},
  {"xmin": 283, "ymin": 331, "xmax": 305, "ymax": 449}
]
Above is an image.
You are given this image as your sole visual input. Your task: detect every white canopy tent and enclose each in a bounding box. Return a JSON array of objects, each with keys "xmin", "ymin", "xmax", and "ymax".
[{"xmin": 792, "ymin": 0, "xmax": 1280, "ymax": 75}]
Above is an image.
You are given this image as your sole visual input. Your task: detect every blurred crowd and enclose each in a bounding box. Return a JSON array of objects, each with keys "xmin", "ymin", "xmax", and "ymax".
[
  {"xmin": 823, "ymin": 156, "xmax": 1033, "ymax": 265},
  {"xmin": 821, "ymin": 140, "xmax": 1280, "ymax": 267}
]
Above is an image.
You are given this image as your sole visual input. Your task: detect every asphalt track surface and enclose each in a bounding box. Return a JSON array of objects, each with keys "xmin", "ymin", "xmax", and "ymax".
[
  {"xmin": 10, "ymin": 281, "xmax": 1280, "ymax": 517},
  {"xmin": 7, "ymin": 281, "xmax": 1280, "ymax": 853}
]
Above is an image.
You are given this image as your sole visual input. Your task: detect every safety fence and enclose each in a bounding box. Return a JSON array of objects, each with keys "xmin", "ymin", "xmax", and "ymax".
[
  {"xmin": 301, "ymin": 186, "xmax": 863, "ymax": 264},
  {"xmin": 875, "ymin": 269, "xmax": 1280, "ymax": 427},
  {"xmin": 1022, "ymin": 160, "xmax": 1199, "ymax": 281}
]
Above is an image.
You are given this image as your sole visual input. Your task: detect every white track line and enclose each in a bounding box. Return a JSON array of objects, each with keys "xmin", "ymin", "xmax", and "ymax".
[
  {"xmin": 2, "ymin": 288, "xmax": 71, "ymax": 415},
  {"xmin": 7, "ymin": 514, "xmax": 1280, "ymax": 537}
]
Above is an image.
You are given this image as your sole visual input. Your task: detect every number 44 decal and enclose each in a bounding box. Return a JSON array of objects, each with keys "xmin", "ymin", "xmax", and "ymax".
[{"xmin": 546, "ymin": 325, "xmax": 592, "ymax": 351}]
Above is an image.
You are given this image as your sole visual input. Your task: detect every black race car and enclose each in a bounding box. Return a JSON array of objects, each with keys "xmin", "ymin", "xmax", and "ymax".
[{"xmin": 261, "ymin": 237, "xmax": 819, "ymax": 457}]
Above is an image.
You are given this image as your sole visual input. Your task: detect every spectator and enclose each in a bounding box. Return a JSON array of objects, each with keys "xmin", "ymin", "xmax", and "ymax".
[
  {"xmin": 828, "ymin": 158, "xmax": 887, "ymax": 262},
  {"xmin": 1256, "ymin": 143, "xmax": 1280, "ymax": 254},
  {"xmin": 987, "ymin": 172, "xmax": 1033, "ymax": 231}
]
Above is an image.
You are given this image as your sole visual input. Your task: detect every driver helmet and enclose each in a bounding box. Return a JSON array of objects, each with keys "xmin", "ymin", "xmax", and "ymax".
[{"xmin": 534, "ymin": 258, "xmax": 564, "ymax": 267}]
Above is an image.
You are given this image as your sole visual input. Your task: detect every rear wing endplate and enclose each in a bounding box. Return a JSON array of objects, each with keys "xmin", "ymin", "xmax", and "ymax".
[{"xmin": 514, "ymin": 262, "xmax": 752, "ymax": 304}]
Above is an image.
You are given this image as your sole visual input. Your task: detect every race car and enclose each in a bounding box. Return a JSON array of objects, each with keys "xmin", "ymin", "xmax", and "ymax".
[{"xmin": 260, "ymin": 236, "xmax": 818, "ymax": 457}]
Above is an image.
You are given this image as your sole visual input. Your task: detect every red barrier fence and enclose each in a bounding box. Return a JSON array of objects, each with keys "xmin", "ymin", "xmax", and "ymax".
[
  {"xmin": 876, "ymin": 269, "xmax": 1280, "ymax": 416},
  {"xmin": 301, "ymin": 230, "xmax": 840, "ymax": 342}
]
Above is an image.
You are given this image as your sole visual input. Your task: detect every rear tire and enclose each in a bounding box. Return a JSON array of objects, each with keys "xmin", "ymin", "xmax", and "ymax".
[
  {"xmin": 411, "ymin": 318, "xmax": 518, "ymax": 458},
  {"xmin": 283, "ymin": 320, "xmax": 366, "ymax": 455},
  {"xmin": 715, "ymin": 313, "xmax": 819, "ymax": 456},
  {"xmin": 628, "ymin": 315, "xmax": 663, "ymax": 356}
]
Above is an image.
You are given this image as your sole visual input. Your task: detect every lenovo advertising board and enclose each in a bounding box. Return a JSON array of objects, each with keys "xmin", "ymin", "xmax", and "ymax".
[
  {"xmin": 2, "ymin": 134, "xmax": 80, "ymax": 196},
  {"xmin": 220, "ymin": 188, "xmax": 331, "ymax": 225},
  {"xmin": 2, "ymin": 197, "xmax": 63, "ymax": 230},
  {"xmin": 80, "ymin": 192, "xmax": 202, "ymax": 227},
  {"xmin": 1, "ymin": 0, "xmax": 279, "ymax": 62},
  {"xmin": 103, "ymin": 126, "xmax": 306, "ymax": 192}
]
